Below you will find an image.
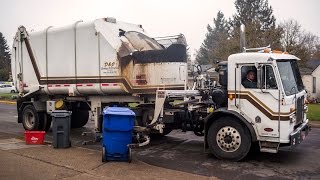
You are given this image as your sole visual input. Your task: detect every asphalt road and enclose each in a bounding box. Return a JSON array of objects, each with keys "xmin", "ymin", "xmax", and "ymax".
[{"xmin": 1, "ymin": 103, "xmax": 319, "ymax": 179}]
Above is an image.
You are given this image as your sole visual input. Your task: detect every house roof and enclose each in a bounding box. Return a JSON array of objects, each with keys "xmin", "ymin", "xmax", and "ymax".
[
  {"xmin": 312, "ymin": 64, "xmax": 320, "ymax": 74},
  {"xmin": 300, "ymin": 67, "xmax": 313, "ymax": 75},
  {"xmin": 300, "ymin": 60, "xmax": 320, "ymax": 75},
  {"xmin": 306, "ymin": 59, "xmax": 320, "ymax": 70}
]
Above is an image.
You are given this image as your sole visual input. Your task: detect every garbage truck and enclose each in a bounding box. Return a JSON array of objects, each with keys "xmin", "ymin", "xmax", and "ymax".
[{"xmin": 11, "ymin": 18, "xmax": 310, "ymax": 161}]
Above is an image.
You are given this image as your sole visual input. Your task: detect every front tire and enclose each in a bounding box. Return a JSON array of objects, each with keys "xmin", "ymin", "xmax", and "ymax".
[
  {"xmin": 22, "ymin": 105, "xmax": 41, "ymax": 130},
  {"xmin": 207, "ymin": 117, "xmax": 251, "ymax": 161}
]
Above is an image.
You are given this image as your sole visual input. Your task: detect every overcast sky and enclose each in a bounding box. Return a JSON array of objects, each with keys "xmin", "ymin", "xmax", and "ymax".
[{"xmin": 0, "ymin": 0, "xmax": 319, "ymax": 59}]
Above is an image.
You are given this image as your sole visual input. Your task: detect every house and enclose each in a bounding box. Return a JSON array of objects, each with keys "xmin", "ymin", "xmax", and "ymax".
[{"xmin": 302, "ymin": 65, "xmax": 320, "ymax": 102}]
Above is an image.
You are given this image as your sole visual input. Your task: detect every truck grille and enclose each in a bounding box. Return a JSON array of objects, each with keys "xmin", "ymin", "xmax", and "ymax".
[{"xmin": 295, "ymin": 95, "xmax": 304, "ymax": 125}]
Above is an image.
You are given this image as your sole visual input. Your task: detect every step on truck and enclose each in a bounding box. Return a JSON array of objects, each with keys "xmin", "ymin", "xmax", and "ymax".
[{"xmin": 11, "ymin": 18, "xmax": 310, "ymax": 161}]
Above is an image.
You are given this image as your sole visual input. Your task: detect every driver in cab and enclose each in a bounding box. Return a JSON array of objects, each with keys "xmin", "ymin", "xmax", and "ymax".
[{"xmin": 242, "ymin": 70, "xmax": 257, "ymax": 88}]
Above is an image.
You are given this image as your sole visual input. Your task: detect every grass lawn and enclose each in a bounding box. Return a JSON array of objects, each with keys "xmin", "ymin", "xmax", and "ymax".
[
  {"xmin": 0, "ymin": 93, "xmax": 18, "ymax": 101},
  {"xmin": 307, "ymin": 104, "xmax": 320, "ymax": 121}
]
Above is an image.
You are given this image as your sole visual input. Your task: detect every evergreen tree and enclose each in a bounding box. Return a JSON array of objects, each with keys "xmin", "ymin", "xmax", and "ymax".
[
  {"xmin": 0, "ymin": 32, "xmax": 11, "ymax": 81},
  {"xmin": 196, "ymin": 24, "xmax": 214, "ymax": 65},
  {"xmin": 196, "ymin": 11, "xmax": 230, "ymax": 65},
  {"xmin": 231, "ymin": 0, "xmax": 282, "ymax": 49}
]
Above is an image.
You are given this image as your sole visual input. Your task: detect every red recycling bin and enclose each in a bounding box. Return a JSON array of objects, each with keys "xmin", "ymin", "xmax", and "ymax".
[{"xmin": 24, "ymin": 131, "xmax": 45, "ymax": 145}]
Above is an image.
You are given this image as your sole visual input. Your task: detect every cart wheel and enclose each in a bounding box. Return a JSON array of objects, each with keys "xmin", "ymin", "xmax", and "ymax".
[
  {"xmin": 128, "ymin": 148, "xmax": 132, "ymax": 163},
  {"xmin": 102, "ymin": 147, "xmax": 107, "ymax": 162}
]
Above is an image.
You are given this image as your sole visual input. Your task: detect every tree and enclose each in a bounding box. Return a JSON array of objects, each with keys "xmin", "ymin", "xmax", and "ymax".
[
  {"xmin": 196, "ymin": 0, "xmax": 283, "ymax": 65},
  {"xmin": 196, "ymin": 24, "xmax": 214, "ymax": 65},
  {"xmin": 196, "ymin": 11, "xmax": 230, "ymax": 65},
  {"xmin": 313, "ymin": 44, "xmax": 320, "ymax": 60},
  {"xmin": 231, "ymin": 0, "xmax": 282, "ymax": 49},
  {"xmin": 0, "ymin": 32, "xmax": 11, "ymax": 81},
  {"xmin": 280, "ymin": 19, "xmax": 301, "ymax": 52},
  {"xmin": 279, "ymin": 19, "xmax": 319, "ymax": 67}
]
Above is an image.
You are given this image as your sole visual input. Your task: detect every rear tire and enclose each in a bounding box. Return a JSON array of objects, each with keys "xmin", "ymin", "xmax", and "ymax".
[
  {"xmin": 40, "ymin": 113, "xmax": 52, "ymax": 132},
  {"xmin": 22, "ymin": 105, "xmax": 41, "ymax": 131},
  {"xmin": 10, "ymin": 90, "xmax": 15, "ymax": 93},
  {"xmin": 207, "ymin": 117, "xmax": 251, "ymax": 161},
  {"xmin": 128, "ymin": 148, "xmax": 132, "ymax": 163},
  {"xmin": 71, "ymin": 110, "xmax": 89, "ymax": 128},
  {"xmin": 102, "ymin": 146, "xmax": 107, "ymax": 162}
]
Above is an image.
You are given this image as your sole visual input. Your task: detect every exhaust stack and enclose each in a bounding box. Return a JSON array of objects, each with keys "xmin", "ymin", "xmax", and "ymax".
[{"xmin": 240, "ymin": 24, "xmax": 246, "ymax": 52}]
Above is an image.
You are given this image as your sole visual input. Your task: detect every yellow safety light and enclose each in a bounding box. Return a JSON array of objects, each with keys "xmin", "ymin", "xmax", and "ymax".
[
  {"xmin": 273, "ymin": 50, "xmax": 282, "ymax": 54},
  {"xmin": 264, "ymin": 48, "xmax": 271, "ymax": 53},
  {"xmin": 55, "ymin": 100, "xmax": 65, "ymax": 110}
]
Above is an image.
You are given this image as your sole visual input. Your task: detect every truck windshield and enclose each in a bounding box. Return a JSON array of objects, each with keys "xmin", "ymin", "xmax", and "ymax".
[{"xmin": 277, "ymin": 60, "xmax": 304, "ymax": 96}]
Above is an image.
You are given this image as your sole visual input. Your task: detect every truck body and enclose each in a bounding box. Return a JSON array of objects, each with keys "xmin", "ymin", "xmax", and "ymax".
[{"xmin": 12, "ymin": 18, "xmax": 310, "ymax": 161}]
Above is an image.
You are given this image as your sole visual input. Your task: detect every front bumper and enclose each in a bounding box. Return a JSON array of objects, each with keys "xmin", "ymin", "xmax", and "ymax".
[{"xmin": 290, "ymin": 120, "xmax": 311, "ymax": 147}]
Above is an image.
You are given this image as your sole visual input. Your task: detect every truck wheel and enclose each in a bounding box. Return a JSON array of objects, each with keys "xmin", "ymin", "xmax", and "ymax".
[
  {"xmin": 71, "ymin": 110, "xmax": 89, "ymax": 128},
  {"xmin": 40, "ymin": 113, "xmax": 52, "ymax": 132},
  {"xmin": 128, "ymin": 148, "xmax": 132, "ymax": 163},
  {"xmin": 22, "ymin": 105, "xmax": 41, "ymax": 130},
  {"xmin": 207, "ymin": 117, "xmax": 251, "ymax": 161},
  {"xmin": 102, "ymin": 146, "xmax": 107, "ymax": 162}
]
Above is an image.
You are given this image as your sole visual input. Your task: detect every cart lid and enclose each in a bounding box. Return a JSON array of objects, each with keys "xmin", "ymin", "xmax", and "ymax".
[{"xmin": 103, "ymin": 107, "xmax": 135, "ymax": 116}]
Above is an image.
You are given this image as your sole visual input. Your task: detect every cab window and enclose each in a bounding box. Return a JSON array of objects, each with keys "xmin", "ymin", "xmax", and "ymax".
[
  {"xmin": 261, "ymin": 65, "xmax": 278, "ymax": 89},
  {"xmin": 241, "ymin": 66, "xmax": 257, "ymax": 89}
]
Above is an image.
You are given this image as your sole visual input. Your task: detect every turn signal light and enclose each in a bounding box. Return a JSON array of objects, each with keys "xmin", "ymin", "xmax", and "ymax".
[
  {"xmin": 228, "ymin": 94, "xmax": 234, "ymax": 100},
  {"xmin": 290, "ymin": 107, "xmax": 296, "ymax": 113}
]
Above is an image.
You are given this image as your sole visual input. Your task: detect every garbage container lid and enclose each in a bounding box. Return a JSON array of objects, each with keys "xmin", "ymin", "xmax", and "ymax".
[
  {"xmin": 51, "ymin": 110, "xmax": 72, "ymax": 117},
  {"xmin": 103, "ymin": 107, "xmax": 135, "ymax": 116}
]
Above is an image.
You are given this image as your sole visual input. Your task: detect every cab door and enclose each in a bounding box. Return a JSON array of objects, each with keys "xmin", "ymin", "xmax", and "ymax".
[{"xmin": 238, "ymin": 64, "xmax": 281, "ymax": 138}]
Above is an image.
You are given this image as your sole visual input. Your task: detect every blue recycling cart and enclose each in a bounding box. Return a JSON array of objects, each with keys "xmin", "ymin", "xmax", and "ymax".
[{"xmin": 102, "ymin": 107, "xmax": 135, "ymax": 162}]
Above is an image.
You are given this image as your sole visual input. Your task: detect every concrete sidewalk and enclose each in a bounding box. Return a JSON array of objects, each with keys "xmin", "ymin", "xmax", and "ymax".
[{"xmin": 0, "ymin": 132, "xmax": 215, "ymax": 180}]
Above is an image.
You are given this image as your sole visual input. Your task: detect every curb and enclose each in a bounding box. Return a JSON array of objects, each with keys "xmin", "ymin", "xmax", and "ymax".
[
  {"xmin": 0, "ymin": 100, "xmax": 16, "ymax": 105},
  {"xmin": 309, "ymin": 121, "xmax": 320, "ymax": 128}
]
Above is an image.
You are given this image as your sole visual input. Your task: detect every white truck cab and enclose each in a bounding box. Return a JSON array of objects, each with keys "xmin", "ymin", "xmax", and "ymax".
[
  {"xmin": 226, "ymin": 52, "xmax": 309, "ymax": 150},
  {"xmin": 152, "ymin": 50, "xmax": 310, "ymax": 161}
]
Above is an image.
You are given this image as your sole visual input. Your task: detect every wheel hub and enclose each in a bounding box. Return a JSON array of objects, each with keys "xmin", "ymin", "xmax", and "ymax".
[
  {"xmin": 216, "ymin": 126, "xmax": 241, "ymax": 152},
  {"xmin": 24, "ymin": 111, "xmax": 35, "ymax": 129},
  {"xmin": 224, "ymin": 135, "xmax": 232, "ymax": 144}
]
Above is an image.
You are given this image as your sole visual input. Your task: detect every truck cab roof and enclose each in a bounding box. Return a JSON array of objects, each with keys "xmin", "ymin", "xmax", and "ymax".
[{"xmin": 228, "ymin": 52, "xmax": 300, "ymax": 64}]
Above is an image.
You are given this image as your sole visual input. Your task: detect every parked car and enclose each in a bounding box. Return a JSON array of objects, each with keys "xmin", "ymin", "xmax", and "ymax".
[{"xmin": 0, "ymin": 84, "xmax": 16, "ymax": 93}]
